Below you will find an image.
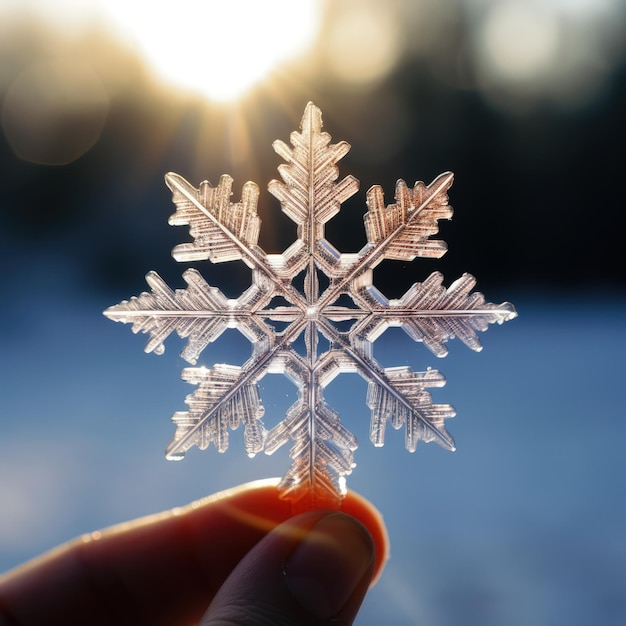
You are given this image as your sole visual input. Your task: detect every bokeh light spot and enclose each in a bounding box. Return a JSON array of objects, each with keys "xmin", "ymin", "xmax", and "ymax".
[
  {"xmin": 1, "ymin": 59, "xmax": 109, "ymax": 165},
  {"xmin": 480, "ymin": 2, "xmax": 560, "ymax": 83},
  {"xmin": 324, "ymin": 1, "xmax": 402, "ymax": 88}
]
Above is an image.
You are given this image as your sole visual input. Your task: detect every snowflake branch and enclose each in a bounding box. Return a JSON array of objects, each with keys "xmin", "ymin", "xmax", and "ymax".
[
  {"xmin": 166, "ymin": 172, "xmax": 309, "ymax": 312},
  {"xmin": 315, "ymin": 171, "xmax": 454, "ymax": 312}
]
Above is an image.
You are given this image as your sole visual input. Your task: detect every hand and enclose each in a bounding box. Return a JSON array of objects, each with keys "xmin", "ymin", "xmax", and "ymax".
[{"xmin": 0, "ymin": 479, "xmax": 388, "ymax": 625}]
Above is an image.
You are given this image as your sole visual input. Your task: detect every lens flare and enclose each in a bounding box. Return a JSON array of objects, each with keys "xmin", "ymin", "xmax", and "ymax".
[
  {"xmin": 324, "ymin": 1, "xmax": 401, "ymax": 88},
  {"xmin": 1, "ymin": 59, "xmax": 109, "ymax": 165},
  {"xmin": 481, "ymin": 2, "xmax": 560, "ymax": 83}
]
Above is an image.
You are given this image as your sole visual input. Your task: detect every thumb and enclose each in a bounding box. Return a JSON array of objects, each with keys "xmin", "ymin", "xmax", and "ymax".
[{"xmin": 201, "ymin": 510, "xmax": 376, "ymax": 626}]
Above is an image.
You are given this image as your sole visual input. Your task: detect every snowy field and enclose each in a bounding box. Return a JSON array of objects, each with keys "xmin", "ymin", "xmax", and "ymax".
[{"xmin": 1, "ymin": 290, "xmax": 625, "ymax": 625}]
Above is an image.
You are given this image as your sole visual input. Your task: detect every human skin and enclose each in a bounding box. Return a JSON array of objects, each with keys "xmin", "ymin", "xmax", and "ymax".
[{"xmin": 0, "ymin": 479, "xmax": 389, "ymax": 626}]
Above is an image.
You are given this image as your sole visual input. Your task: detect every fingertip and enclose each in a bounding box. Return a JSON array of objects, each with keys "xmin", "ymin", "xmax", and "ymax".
[
  {"xmin": 193, "ymin": 478, "xmax": 390, "ymax": 586},
  {"xmin": 201, "ymin": 509, "xmax": 376, "ymax": 625},
  {"xmin": 184, "ymin": 479, "xmax": 389, "ymax": 584},
  {"xmin": 284, "ymin": 512, "xmax": 375, "ymax": 620},
  {"xmin": 341, "ymin": 489, "xmax": 390, "ymax": 585}
]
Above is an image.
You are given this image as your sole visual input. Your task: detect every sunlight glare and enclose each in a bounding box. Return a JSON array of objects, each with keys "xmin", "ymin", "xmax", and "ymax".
[{"xmin": 97, "ymin": 0, "xmax": 322, "ymax": 101}]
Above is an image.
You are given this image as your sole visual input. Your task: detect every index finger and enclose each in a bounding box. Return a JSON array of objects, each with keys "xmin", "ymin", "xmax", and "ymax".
[{"xmin": 0, "ymin": 479, "xmax": 388, "ymax": 626}]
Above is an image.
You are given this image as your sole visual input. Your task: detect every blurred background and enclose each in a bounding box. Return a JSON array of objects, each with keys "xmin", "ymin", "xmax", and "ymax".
[{"xmin": 0, "ymin": 1, "xmax": 625, "ymax": 624}]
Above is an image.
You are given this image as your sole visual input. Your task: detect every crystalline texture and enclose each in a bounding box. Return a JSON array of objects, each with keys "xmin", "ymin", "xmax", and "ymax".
[{"xmin": 104, "ymin": 103, "xmax": 517, "ymax": 509}]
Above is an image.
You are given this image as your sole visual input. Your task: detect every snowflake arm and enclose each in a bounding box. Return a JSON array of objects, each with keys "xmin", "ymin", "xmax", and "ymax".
[
  {"xmin": 103, "ymin": 269, "xmax": 231, "ymax": 364},
  {"xmin": 103, "ymin": 268, "xmax": 274, "ymax": 365},
  {"xmin": 263, "ymin": 351, "xmax": 358, "ymax": 509},
  {"xmin": 166, "ymin": 364, "xmax": 266, "ymax": 459},
  {"xmin": 166, "ymin": 172, "xmax": 261, "ymax": 264},
  {"xmin": 366, "ymin": 366, "xmax": 456, "ymax": 452},
  {"xmin": 267, "ymin": 102, "xmax": 360, "ymax": 280},
  {"xmin": 363, "ymin": 173, "xmax": 454, "ymax": 261},
  {"xmin": 351, "ymin": 271, "xmax": 517, "ymax": 358},
  {"xmin": 165, "ymin": 171, "xmax": 308, "ymax": 309}
]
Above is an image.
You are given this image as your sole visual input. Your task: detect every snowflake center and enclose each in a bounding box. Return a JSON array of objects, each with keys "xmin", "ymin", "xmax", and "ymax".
[{"xmin": 306, "ymin": 305, "xmax": 319, "ymax": 319}]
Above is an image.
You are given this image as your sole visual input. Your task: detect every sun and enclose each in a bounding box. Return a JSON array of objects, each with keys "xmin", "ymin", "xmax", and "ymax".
[{"xmin": 98, "ymin": 0, "xmax": 323, "ymax": 101}]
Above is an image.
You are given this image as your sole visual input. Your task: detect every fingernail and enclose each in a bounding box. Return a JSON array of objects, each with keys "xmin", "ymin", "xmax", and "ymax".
[{"xmin": 284, "ymin": 512, "xmax": 374, "ymax": 619}]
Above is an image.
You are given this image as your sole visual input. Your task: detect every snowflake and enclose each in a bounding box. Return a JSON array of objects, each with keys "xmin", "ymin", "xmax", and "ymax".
[{"xmin": 105, "ymin": 103, "xmax": 517, "ymax": 509}]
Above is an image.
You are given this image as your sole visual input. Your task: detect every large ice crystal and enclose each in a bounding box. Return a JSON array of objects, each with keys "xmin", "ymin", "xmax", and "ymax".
[{"xmin": 105, "ymin": 103, "xmax": 517, "ymax": 508}]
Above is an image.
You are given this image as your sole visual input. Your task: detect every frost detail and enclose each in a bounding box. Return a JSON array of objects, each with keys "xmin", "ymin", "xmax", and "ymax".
[
  {"xmin": 166, "ymin": 364, "xmax": 266, "ymax": 460},
  {"xmin": 105, "ymin": 102, "xmax": 517, "ymax": 508}
]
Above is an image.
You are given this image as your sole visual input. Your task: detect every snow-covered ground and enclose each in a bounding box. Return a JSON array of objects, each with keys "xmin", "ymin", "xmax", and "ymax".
[{"xmin": 1, "ymin": 290, "xmax": 624, "ymax": 625}]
